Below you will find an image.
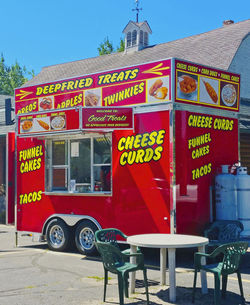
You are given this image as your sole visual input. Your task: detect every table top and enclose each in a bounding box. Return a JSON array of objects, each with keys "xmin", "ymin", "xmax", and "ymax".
[{"xmin": 127, "ymin": 233, "xmax": 208, "ymax": 249}]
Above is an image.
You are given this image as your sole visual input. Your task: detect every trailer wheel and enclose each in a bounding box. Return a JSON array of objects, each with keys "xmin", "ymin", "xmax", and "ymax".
[
  {"xmin": 46, "ymin": 219, "xmax": 71, "ymax": 252},
  {"xmin": 75, "ymin": 221, "xmax": 98, "ymax": 255}
]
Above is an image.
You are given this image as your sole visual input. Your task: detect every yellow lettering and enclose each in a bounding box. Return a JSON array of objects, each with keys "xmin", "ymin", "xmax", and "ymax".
[
  {"xmin": 192, "ymin": 163, "xmax": 212, "ymax": 180},
  {"xmin": 19, "ymin": 191, "xmax": 43, "ymax": 205}
]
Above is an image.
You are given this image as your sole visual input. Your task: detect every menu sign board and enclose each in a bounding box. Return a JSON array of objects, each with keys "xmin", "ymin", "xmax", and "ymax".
[
  {"xmin": 175, "ymin": 59, "xmax": 240, "ymax": 112},
  {"xmin": 82, "ymin": 107, "xmax": 133, "ymax": 130},
  {"xmin": 17, "ymin": 107, "xmax": 134, "ymax": 135},
  {"xmin": 16, "ymin": 58, "xmax": 240, "ymax": 116},
  {"xmin": 15, "ymin": 59, "xmax": 172, "ymax": 115},
  {"xmin": 18, "ymin": 108, "xmax": 80, "ymax": 135}
]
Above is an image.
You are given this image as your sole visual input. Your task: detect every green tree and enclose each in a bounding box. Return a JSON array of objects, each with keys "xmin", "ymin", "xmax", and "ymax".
[
  {"xmin": 98, "ymin": 37, "xmax": 125, "ymax": 55},
  {"xmin": 0, "ymin": 54, "xmax": 33, "ymax": 96},
  {"xmin": 98, "ymin": 37, "xmax": 114, "ymax": 55},
  {"xmin": 116, "ymin": 38, "xmax": 125, "ymax": 53}
]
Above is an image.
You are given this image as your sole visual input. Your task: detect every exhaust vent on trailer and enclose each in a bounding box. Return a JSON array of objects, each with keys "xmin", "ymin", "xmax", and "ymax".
[{"xmin": 223, "ymin": 20, "xmax": 234, "ymax": 26}]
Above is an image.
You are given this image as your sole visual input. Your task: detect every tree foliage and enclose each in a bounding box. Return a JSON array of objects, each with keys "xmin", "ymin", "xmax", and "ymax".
[
  {"xmin": 116, "ymin": 38, "xmax": 125, "ymax": 53},
  {"xmin": 98, "ymin": 37, "xmax": 114, "ymax": 55},
  {"xmin": 98, "ymin": 37, "xmax": 125, "ymax": 55},
  {"xmin": 0, "ymin": 54, "xmax": 33, "ymax": 96}
]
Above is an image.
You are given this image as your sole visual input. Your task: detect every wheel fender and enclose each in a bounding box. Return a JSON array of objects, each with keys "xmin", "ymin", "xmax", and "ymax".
[{"xmin": 42, "ymin": 214, "xmax": 102, "ymax": 236}]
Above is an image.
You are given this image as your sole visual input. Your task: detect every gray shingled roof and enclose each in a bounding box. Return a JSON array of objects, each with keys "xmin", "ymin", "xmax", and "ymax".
[
  {"xmin": 122, "ymin": 20, "xmax": 152, "ymax": 34},
  {"xmin": 23, "ymin": 19, "xmax": 250, "ymax": 87}
]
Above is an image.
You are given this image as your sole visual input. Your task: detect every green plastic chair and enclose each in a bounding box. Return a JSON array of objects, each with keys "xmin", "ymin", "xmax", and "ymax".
[
  {"xmin": 95, "ymin": 228, "xmax": 141, "ymax": 257},
  {"xmin": 192, "ymin": 241, "xmax": 248, "ymax": 305},
  {"xmin": 95, "ymin": 239, "xmax": 149, "ymax": 305},
  {"xmin": 204, "ymin": 220, "xmax": 244, "ymax": 247}
]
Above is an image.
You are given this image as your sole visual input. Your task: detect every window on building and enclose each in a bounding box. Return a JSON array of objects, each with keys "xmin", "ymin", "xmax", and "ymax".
[
  {"xmin": 127, "ymin": 32, "xmax": 132, "ymax": 47},
  {"xmin": 45, "ymin": 134, "xmax": 111, "ymax": 194},
  {"xmin": 144, "ymin": 32, "xmax": 148, "ymax": 46},
  {"xmin": 139, "ymin": 30, "xmax": 143, "ymax": 45},
  {"xmin": 132, "ymin": 30, "xmax": 137, "ymax": 46}
]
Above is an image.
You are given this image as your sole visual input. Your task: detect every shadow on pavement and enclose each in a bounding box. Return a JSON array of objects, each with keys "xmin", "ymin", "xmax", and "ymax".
[{"xmin": 18, "ymin": 241, "xmax": 250, "ymax": 278}]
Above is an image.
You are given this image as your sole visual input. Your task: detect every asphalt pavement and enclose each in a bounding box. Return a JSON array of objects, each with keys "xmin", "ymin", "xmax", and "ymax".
[{"xmin": 0, "ymin": 224, "xmax": 250, "ymax": 305}]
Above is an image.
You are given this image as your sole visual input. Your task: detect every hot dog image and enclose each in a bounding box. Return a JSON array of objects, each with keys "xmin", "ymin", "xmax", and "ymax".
[
  {"xmin": 37, "ymin": 120, "xmax": 50, "ymax": 130},
  {"xmin": 202, "ymin": 79, "xmax": 218, "ymax": 103}
]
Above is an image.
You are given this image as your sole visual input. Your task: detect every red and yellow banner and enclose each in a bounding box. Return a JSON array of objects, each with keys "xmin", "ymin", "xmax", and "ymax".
[
  {"xmin": 15, "ymin": 59, "xmax": 172, "ymax": 115},
  {"xmin": 15, "ymin": 58, "xmax": 240, "ymax": 115},
  {"xmin": 175, "ymin": 60, "xmax": 240, "ymax": 112}
]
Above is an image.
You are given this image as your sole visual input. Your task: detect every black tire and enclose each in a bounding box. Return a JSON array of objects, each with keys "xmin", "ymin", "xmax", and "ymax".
[
  {"xmin": 75, "ymin": 220, "xmax": 98, "ymax": 255},
  {"xmin": 46, "ymin": 219, "xmax": 71, "ymax": 252}
]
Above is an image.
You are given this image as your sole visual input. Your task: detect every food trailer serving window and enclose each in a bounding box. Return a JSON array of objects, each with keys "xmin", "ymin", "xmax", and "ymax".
[{"xmin": 45, "ymin": 133, "xmax": 111, "ymax": 194}]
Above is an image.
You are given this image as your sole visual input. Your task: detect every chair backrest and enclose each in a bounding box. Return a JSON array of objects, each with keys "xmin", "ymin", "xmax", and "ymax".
[
  {"xmin": 95, "ymin": 241, "xmax": 125, "ymax": 273},
  {"xmin": 205, "ymin": 220, "xmax": 244, "ymax": 243},
  {"xmin": 212, "ymin": 242, "xmax": 248, "ymax": 275},
  {"xmin": 95, "ymin": 228, "xmax": 127, "ymax": 248},
  {"xmin": 218, "ymin": 222, "xmax": 244, "ymax": 243}
]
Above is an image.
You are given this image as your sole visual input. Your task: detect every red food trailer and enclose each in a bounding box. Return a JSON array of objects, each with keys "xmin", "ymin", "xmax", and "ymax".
[{"xmin": 14, "ymin": 58, "xmax": 240, "ymax": 254}]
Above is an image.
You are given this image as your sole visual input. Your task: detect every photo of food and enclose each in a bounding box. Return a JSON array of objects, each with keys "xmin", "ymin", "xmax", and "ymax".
[
  {"xmin": 39, "ymin": 96, "xmax": 54, "ymax": 111},
  {"xmin": 147, "ymin": 76, "xmax": 169, "ymax": 103},
  {"xmin": 21, "ymin": 119, "xmax": 33, "ymax": 132},
  {"xmin": 179, "ymin": 75, "xmax": 197, "ymax": 94},
  {"xmin": 203, "ymin": 80, "xmax": 218, "ymax": 103},
  {"xmin": 19, "ymin": 114, "xmax": 67, "ymax": 134},
  {"xmin": 32, "ymin": 116, "xmax": 51, "ymax": 132},
  {"xmin": 177, "ymin": 72, "xmax": 198, "ymax": 101},
  {"xmin": 84, "ymin": 89, "xmax": 101, "ymax": 106},
  {"xmin": 221, "ymin": 83, "xmax": 237, "ymax": 107},
  {"xmin": 51, "ymin": 115, "xmax": 66, "ymax": 130},
  {"xmin": 37, "ymin": 119, "xmax": 50, "ymax": 130},
  {"xmin": 199, "ymin": 77, "xmax": 219, "ymax": 105}
]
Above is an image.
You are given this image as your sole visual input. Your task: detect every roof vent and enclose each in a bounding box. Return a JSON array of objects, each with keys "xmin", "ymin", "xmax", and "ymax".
[{"xmin": 223, "ymin": 20, "xmax": 234, "ymax": 26}]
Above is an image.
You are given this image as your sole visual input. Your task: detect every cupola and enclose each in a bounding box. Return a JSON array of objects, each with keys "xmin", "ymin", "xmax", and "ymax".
[{"xmin": 123, "ymin": 20, "xmax": 152, "ymax": 53}]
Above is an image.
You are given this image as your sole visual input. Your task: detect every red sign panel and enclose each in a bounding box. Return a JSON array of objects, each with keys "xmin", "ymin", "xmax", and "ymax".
[
  {"xmin": 18, "ymin": 108, "xmax": 80, "ymax": 135},
  {"xmin": 175, "ymin": 110, "xmax": 238, "ymax": 234},
  {"xmin": 16, "ymin": 110, "xmax": 172, "ymax": 235},
  {"xmin": 15, "ymin": 59, "xmax": 172, "ymax": 114},
  {"xmin": 82, "ymin": 107, "xmax": 133, "ymax": 130},
  {"xmin": 175, "ymin": 59, "xmax": 240, "ymax": 112}
]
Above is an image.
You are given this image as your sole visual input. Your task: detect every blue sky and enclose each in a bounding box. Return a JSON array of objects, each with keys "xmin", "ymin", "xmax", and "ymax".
[{"xmin": 1, "ymin": 0, "xmax": 249, "ymax": 77}]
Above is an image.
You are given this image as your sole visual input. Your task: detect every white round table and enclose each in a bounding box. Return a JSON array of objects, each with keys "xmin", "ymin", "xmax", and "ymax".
[{"xmin": 127, "ymin": 233, "xmax": 209, "ymax": 303}]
